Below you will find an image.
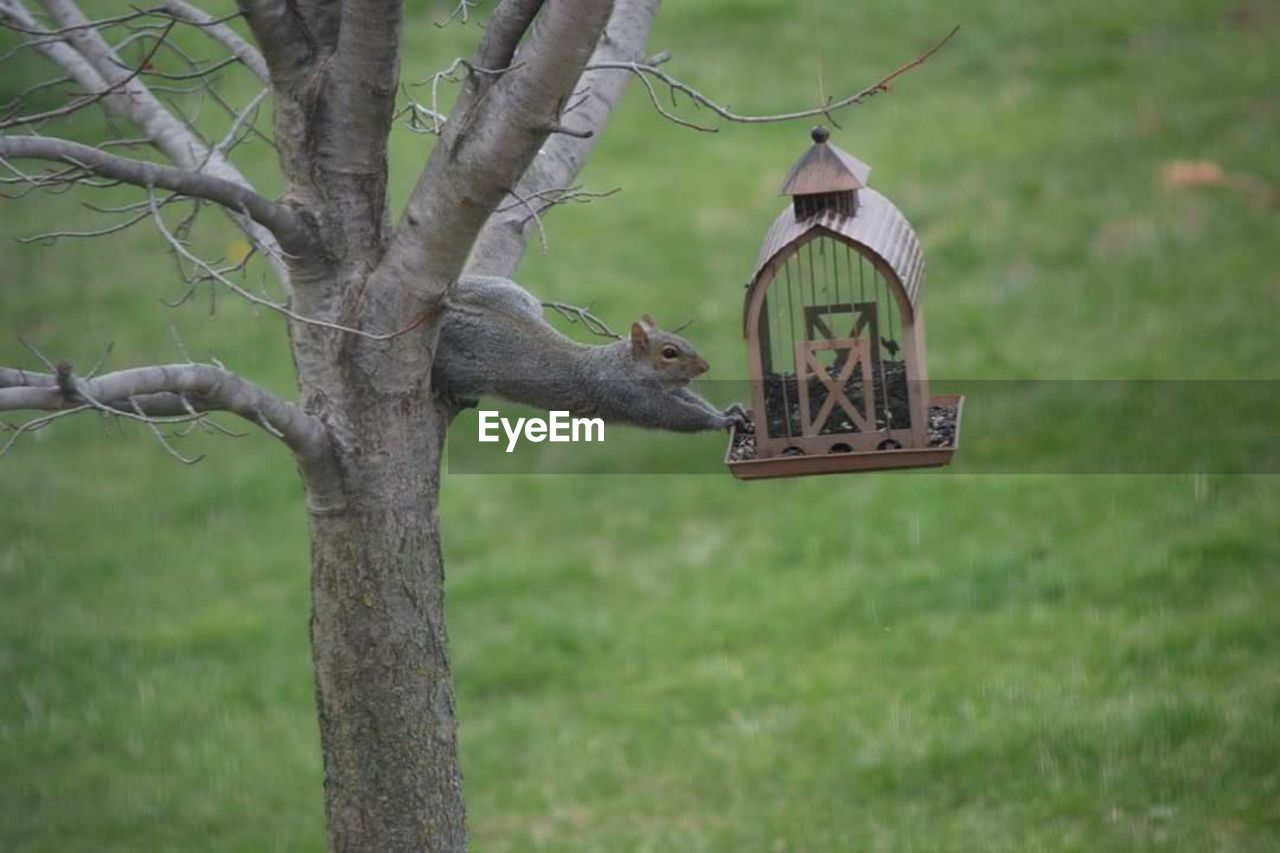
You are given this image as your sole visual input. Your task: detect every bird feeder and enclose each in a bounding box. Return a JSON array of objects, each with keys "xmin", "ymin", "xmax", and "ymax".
[{"xmin": 726, "ymin": 127, "xmax": 962, "ymax": 479}]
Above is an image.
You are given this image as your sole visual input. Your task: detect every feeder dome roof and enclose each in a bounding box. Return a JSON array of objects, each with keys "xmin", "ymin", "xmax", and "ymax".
[
  {"xmin": 751, "ymin": 187, "xmax": 926, "ymax": 312},
  {"xmin": 779, "ymin": 126, "xmax": 872, "ymax": 196}
]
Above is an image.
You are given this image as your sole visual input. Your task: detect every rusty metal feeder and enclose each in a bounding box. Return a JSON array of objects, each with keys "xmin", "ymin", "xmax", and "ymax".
[{"xmin": 726, "ymin": 127, "xmax": 963, "ymax": 479}]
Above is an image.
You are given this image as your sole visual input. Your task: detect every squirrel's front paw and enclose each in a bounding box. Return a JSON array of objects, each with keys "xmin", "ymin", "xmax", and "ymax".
[{"xmin": 720, "ymin": 403, "xmax": 749, "ymax": 429}]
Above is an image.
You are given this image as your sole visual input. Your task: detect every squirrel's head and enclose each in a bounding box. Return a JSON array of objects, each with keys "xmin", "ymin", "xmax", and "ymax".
[{"xmin": 629, "ymin": 314, "xmax": 709, "ymax": 386}]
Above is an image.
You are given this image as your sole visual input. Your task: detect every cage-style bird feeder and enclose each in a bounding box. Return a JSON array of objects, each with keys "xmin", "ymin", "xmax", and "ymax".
[{"xmin": 726, "ymin": 127, "xmax": 963, "ymax": 479}]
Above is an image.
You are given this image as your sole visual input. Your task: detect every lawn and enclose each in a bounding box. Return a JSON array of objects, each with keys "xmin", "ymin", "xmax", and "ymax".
[{"xmin": 2, "ymin": 0, "xmax": 1278, "ymax": 850}]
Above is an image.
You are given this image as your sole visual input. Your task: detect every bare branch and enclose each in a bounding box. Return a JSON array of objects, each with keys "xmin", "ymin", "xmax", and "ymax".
[
  {"xmin": 3, "ymin": 0, "xmax": 295, "ymax": 288},
  {"xmin": 143, "ymin": 190, "xmax": 427, "ymax": 341},
  {"xmin": 328, "ymin": 0, "xmax": 401, "ymax": 141},
  {"xmin": 472, "ymin": 0, "xmax": 542, "ymax": 71},
  {"xmin": 0, "ymin": 73, "xmax": 71, "ymax": 114},
  {"xmin": 0, "ymin": 360, "xmax": 329, "ymax": 460},
  {"xmin": 158, "ymin": 0, "xmax": 268, "ymax": 83},
  {"xmin": 0, "ymin": 17, "xmax": 176, "ymax": 131},
  {"xmin": 204, "ymin": 84, "xmax": 276, "ymax": 154},
  {"xmin": 0, "ymin": 404, "xmax": 90, "ymax": 457},
  {"xmin": 0, "ymin": 136, "xmax": 311, "ymax": 251},
  {"xmin": 401, "ymin": 57, "xmax": 515, "ymax": 137},
  {"xmin": 492, "ymin": 184, "xmax": 620, "ymax": 215},
  {"xmin": 0, "ymin": 367, "xmax": 55, "ymax": 388},
  {"xmin": 487, "ymin": 183, "xmax": 619, "ymax": 257},
  {"xmin": 467, "ymin": 0, "xmax": 659, "ymax": 279},
  {"xmin": 379, "ymin": 0, "xmax": 614, "ymax": 314},
  {"xmin": 0, "ymin": 4, "xmax": 149, "ymax": 36},
  {"xmin": 467, "ymin": 13, "xmax": 955, "ymax": 280},
  {"xmin": 587, "ymin": 25, "xmax": 960, "ymax": 132}
]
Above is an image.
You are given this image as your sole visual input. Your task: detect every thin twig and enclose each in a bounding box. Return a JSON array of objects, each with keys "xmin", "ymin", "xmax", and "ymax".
[
  {"xmin": 0, "ymin": 405, "xmax": 91, "ymax": 457},
  {"xmin": 410, "ymin": 58, "xmax": 516, "ymax": 135},
  {"xmin": 129, "ymin": 396, "xmax": 203, "ymax": 463},
  {"xmin": 503, "ymin": 186, "xmax": 549, "ymax": 253},
  {"xmin": 0, "ymin": 19, "xmax": 176, "ymax": 131},
  {"xmin": 587, "ymin": 26, "xmax": 959, "ymax": 132},
  {"xmin": 17, "ymin": 336, "xmax": 57, "ymax": 372},
  {"xmin": 494, "ymin": 184, "xmax": 620, "ymax": 217},
  {"xmin": 17, "ymin": 208, "xmax": 151, "ymax": 244},
  {"xmin": 434, "ymin": 0, "xmax": 477, "ymax": 28},
  {"xmin": 84, "ymin": 341, "xmax": 115, "ymax": 378},
  {"xmin": 145, "ymin": 190, "xmax": 427, "ymax": 341},
  {"xmin": 542, "ymin": 302, "xmax": 622, "ymax": 340}
]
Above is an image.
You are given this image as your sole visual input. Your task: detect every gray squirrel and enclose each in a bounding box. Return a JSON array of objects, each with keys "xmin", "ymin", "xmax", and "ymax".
[{"xmin": 433, "ymin": 275, "xmax": 748, "ymax": 432}]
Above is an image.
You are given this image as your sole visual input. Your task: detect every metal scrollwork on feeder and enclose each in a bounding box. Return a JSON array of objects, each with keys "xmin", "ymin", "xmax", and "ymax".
[{"xmin": 726, "ymin": 127, "xmax": 963, "ymax": 479}]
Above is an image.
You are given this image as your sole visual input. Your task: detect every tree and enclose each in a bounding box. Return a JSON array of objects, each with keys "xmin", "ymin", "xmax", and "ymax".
[{"xmin": 0, "ymin": 2, "xmax": 950, "ymax": 849}]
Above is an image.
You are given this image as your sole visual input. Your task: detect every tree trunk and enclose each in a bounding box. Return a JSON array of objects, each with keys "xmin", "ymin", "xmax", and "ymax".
[{"xmin": 303, "ymin": 383, "xmax": 465, "ymax": 852}]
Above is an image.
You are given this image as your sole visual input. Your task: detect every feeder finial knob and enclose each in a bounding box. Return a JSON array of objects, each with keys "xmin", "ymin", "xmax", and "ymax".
[{"xmin": 811, "ymin": 125, "xmax": 830, "ymax": 144}]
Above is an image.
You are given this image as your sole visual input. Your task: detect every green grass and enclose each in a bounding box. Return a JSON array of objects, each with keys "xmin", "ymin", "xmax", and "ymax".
[{"xmin": 3, "ymin": 0, "xmax": 1279, "ymax": 850}]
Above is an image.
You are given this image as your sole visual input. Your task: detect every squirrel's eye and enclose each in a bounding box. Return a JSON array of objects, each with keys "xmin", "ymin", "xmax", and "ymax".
[{"xmin": 661, "ymin": 346, "xmax": 679, "ymax": 360}]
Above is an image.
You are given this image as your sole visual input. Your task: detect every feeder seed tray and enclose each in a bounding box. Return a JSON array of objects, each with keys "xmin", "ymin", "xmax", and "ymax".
[{"xmin": 725, "ymin": 394, "xmax": 963, "ymax": 480}]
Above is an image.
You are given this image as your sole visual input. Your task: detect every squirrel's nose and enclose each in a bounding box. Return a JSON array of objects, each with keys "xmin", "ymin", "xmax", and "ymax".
[{"xmin": 695, "ymin": 357, "xmax": 709, "ymax": 374}]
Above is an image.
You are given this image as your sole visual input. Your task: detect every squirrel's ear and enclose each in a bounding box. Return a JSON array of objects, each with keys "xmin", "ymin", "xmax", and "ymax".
[
  {"xmin": 630, "ymin": 321, "xmax": 649, "ymax": 354},
  {"xmin": 641, "ymin": 313, "xmax": 656, "ymax": 329}
]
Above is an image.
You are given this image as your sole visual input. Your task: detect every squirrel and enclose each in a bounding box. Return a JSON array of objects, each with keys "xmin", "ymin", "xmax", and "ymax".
[{"xmin": 433, "ymin": 275, "xmax": 748, "ymax": 432}]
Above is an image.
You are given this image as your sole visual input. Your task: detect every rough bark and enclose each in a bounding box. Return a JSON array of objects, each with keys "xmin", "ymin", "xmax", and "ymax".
[
  {"xmin": 304, "ymin": 391, "xmax": 464, "ymax": 851},
  {"xmin": 286, "ymin": 6, "xmax": 653, "ymax": 849}
]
